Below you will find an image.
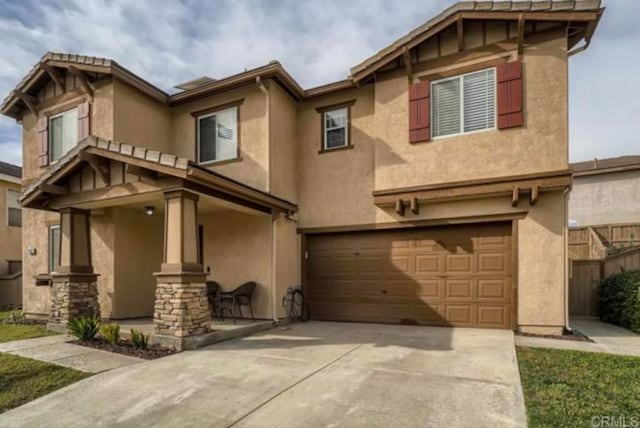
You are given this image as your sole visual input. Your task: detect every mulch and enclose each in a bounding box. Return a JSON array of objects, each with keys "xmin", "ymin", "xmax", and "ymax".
[
  {"xmin": 71, "ymin": 338, "xmax": 178, "ymax": 360},
  {"xmin": 517, "ymin": 328, "xmax": 593, "ymax": 342}
]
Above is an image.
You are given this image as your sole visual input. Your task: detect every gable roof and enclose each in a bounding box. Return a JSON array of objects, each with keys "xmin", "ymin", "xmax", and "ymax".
[
  {"xmin": 20, "ymin": 135, "xmax": 297, "ymax": 214},
  {"xmin": 1, "ymin": 1, "xmax": 604, "ymax": 119},
  {"xmin": 571, "ymin": 155, "xmax": 640, "ymax": 176},
  {"xmin": 350, "ymin": 0, "xmax": 604, "ymax": 82},
  {"xmin": 0, "ymin": 161, "xmax": 22, "ymax": 179}
]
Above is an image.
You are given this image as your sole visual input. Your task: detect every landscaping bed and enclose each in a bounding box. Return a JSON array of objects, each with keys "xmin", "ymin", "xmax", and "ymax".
[
  {"xmin": 517, "ymin": 346, "xmax": 640, "ymax": 427},
  {"xmin": 71, "ymin": 338, "xmax": 176, "ymax": 360},
  {"xmin": 0, "ymin": 353, "xmax": 90, "ymax": 413}
]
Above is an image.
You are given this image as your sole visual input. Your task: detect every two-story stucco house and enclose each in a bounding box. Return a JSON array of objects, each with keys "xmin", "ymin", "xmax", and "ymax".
[{"xmin": 0, "ymin": 1, "xmax": 603, "ymax": 348}]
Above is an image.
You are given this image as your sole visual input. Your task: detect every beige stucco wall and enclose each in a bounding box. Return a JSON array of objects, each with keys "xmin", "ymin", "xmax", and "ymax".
[
  {"xmin": 269, "ymin": 82, "xmax": 298, "ymax": 202},
  {"xmin": 171, "ymin": 84, "xmax": 269, "ymax": 191},
  {"xmin": 113, "ymin": 79, "xmax": 172, "ymax": 153},
  {"xmin": 0, "ymin": 179, "xmax": 22, "ymax": 275},
  {"xmin": 274, "ymin": 216, "xmax": 300, "ymax": 318},
  {"xmin": 200, "ymin": 210, "xmax": 272, "ymax": 319},
  {"xmin": 569, "ymin": 170, "xmax": 640, "ymax": 226},
  {"xmin": 374, "ymin": 28, "xmax": 568, "ymax": 191},
  {"xmin": 112, "ymin": 207, "xmax": 163, "ymax": 319}
]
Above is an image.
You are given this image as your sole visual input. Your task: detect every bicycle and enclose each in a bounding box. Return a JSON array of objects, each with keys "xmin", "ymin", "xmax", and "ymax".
[{"xmin": 282, "ymin": 285, "xmax": 305, "ymax": 321}]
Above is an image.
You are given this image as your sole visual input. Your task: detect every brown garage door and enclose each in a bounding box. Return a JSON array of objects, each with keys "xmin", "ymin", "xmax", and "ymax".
[{"xmin": 306, "ymin": 222, "xmax": 514, "ymax": 329}]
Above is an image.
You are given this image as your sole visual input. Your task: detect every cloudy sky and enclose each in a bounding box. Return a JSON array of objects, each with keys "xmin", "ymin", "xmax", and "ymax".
[{"xmin": 0, "ymin": 0, "xmax": 638, "ymax": 166}]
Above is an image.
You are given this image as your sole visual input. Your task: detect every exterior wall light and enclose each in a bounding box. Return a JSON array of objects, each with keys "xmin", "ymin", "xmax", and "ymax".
[{"xmin": 145, "ymin": 206, "xmax": 155, "ymax": 216}]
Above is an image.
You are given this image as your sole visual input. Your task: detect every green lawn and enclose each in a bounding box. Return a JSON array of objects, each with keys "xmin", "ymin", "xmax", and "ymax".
[
  {"xmin": 0, "ymin": 310, "xmax": 56, "ymax": 344},
  {"xmin": 517, "ymin": 346, "xmax": 640, "ymax": 427},
  {"xmin": 0, "ymin": 353, "xmax": 90, "ymax": 413}
]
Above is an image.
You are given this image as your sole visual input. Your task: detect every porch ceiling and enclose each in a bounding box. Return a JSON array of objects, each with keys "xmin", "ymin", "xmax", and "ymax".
[{"xmin": 20, "ymin": 135, "xmax": 297, "ymax": 215}]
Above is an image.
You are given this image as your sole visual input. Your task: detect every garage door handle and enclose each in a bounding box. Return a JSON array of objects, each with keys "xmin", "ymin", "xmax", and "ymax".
[{"xmin": 381, "ymin": 290, "xmax": 387, "ymax": 294}]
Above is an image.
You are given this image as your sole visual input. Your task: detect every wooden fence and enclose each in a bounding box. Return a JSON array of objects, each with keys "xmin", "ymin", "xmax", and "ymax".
[
  {"xmin": 569, "ymin": 223, "xmax": 640, "ymax": 260},
  {"xmin": 0, "ymin": 272, "xmax": 22, "ymax": 310},
  {"xmin": 570, "ymin": 246, "xmax": 640, "ymax": 317}
]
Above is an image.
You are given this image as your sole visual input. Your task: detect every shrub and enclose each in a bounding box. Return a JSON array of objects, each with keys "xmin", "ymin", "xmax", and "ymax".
[
  {"xmin": 67, "ymin": 316, "xmax": 101, "ymax": 341},
  {"xmin": 100, "ymin": 322, "xmax": 121, "ymax": 345},
  {"xmin": 598, "ymin": 270, "xmax": 640, "ymax": 332},
  {"xmin": 130, "ymin": 329, "xmax": 150, "ymax": 350}
]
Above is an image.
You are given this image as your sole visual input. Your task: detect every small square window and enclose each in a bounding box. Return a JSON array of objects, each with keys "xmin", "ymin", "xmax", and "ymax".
[
  {"xmin": 197, "ymin": 107, "xmax": 238, "ymax": 164},
  {"xmin": 323, "ymin": 107, "xmax": 349, "ymax": 150}
]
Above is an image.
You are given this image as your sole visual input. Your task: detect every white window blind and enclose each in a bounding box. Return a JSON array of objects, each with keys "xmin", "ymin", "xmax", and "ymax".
[
  {"xmin": 198, "ymin": 106, "xmax": 238, "ymax": 164},
  {"xmin": 463, "ymin": 68, "xmax": 495, "ymax": 132},
  {"xmin": 431, "ymin": 67, "xmax": 496, "ymax": 138},
  {"xmin": 432, "ymin": 78, "xmax": 461, "ymax": 137},
  {"xmin": 49, "ymin": 225, "xmax": 60, "ymax": 273},
  {"xmin": 324, "ymin": 108, "xmax": 348, "ymax": 149},
  {"xmin": 49, "ymin": 108, "xmax": 78, "ymax": 162},
  {"xmin": 7, "ymin": 189, "xmax": 21, "ymax": 227}
]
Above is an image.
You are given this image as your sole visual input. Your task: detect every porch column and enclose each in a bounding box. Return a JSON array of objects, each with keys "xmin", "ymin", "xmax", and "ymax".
[
  {"xmin": 49, "ymin": 208, "xmax": 100, "ymax": 325},
  {"xmin": 153, "ymin": 190, "xmax": 209, "ymax": 338}
]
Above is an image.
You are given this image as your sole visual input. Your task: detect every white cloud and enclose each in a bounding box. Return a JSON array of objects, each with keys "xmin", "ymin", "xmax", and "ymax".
[{"xmin": 0, "ymin": 0, "xmax": 638, "ymax": 166}]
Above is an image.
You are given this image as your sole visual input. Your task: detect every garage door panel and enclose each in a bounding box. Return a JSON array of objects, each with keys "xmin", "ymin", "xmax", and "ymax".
[
  {"xmin": 307, "ymin": 222, "xmax": 513, "ymax": 329},
  {"xmin": 445, "ymin": 254, "xmax": 473, "ymax": 273}
]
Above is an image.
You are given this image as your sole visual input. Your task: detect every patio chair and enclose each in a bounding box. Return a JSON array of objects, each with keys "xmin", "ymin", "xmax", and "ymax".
[
  {"xmin": 219, "ymin": 281, "xmax": 257, "ymax": 323},
  {"xmin": 206, "ymin": 281, "xmax": 222, "ymax": 320}
]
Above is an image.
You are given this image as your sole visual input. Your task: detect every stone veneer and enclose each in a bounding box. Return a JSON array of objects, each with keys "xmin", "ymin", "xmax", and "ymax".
[
  {"xmin": 154, "ymin": 282, "xmax": 210, "ymax": 337},
  {"xmin": 49, "ymin": 279, "xmax": 100, "ymax": 324}
]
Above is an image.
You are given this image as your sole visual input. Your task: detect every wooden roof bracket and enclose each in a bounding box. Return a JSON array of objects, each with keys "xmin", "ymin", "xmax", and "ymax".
[
  {"xmin": 410, "ymin": 197, "xmax": 419, "ymax": 215},
  {"xmin": 79, "ymin": 151, "xmax": 109, "ymax": 186},
  {"xmin": 511, "ymin": 186, "xmax": 519, "ymax": 207},
  {"xmin": 12, "ymin": 90, "xmax": 38, "ymax": 116},
  {"xmin": 68, "ymin": 65, "xmax": 94, "ymax": 98},
  {"xmin": 517, "ymin": 13, "xmax": 525, "ymax": 57},
  {"xmin": 530, "ymin": 185, "xmax": 539, "ymax": 206},
  {"xmin": 395, "ymin": 199, "xmax": 405, "ymax": 216},
  {"xmin": 402, "ymin": 48, "xmax": 413, "ymax": 83},
  {"xmin": 40, "ymin": 64, "xmax": 65, "ymax": 93}
]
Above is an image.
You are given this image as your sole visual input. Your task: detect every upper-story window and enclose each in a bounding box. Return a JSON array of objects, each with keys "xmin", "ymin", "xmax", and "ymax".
[
  {"xmin": 49, "ymin": 107, "xmax": 78, "ymax": 162},
  {"xmin": 7, "ymin": 189, "xmax": 21, "ymax": 228},
  {"xmin": 197, "ymin": 106, "xmax": 239, "ymax": 165},
  {"xmin": 323, "ymin": 107, "xmax": 349, "ymax": 150},
  {"xmin": 431, "ymin": 68, "xmax": 496, "ymax": 138}
]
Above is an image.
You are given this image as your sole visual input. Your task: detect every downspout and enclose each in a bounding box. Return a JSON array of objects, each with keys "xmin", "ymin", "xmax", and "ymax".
[
  {"xmin": 270, "ymin": 212, "xmax": 279, "ymax": 322},
  {"xmin": 256, "ymin": 76, "xmax": 271, "ymax": 192},
  {"xmin": 563, "ymin": 187, "xmax": 571, "ymax": 332}
]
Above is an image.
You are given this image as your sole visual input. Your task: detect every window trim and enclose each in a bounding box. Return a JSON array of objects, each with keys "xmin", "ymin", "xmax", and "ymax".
[
  {"xmin": 193, "ymin": 99, "xmax": 243, "ymax": 166},
  {"xmin": 6, "ymin": 189, "xmax": 21, "ymax": 228},
  {"xmin": 48, "ymin": 107, "xmax": 78, "ymax": 164},
  {"xmin": 48, "ymin": 224, "xmax": 60, "ymax": 273},
  {"xmin": 316, "ymin": 99, "xmax": 356, "ymax": 154},
  {"xmin": 430, "ymin": 67, "xmax": 497, "ymax": 140}
]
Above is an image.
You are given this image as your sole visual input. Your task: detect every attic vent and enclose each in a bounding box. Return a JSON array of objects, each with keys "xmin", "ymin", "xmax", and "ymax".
[{"xmin": 173, "ymin": 76, "xmax": 216, "ymax": 91}]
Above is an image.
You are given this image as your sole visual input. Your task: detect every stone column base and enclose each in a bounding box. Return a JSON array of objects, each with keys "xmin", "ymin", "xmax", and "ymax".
[
  {"xmin": 153, "ymin": 273, "xmax": 210, "ymax": 338},
  {"xmin": 49, "ymin": 273, "xmax": 100, "ymax": 326}
]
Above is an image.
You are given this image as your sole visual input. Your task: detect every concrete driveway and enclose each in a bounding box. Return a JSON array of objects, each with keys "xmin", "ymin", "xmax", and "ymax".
[{"xmin": 0, "ymin": 322, "xmax": 526, "ymax": 428}]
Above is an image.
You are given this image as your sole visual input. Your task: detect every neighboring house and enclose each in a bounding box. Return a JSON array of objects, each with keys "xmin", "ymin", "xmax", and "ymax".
[
  {"xmin": 569, "ymin": 156, "xmax": 640, "ymax": 226},
  {"xmin": 0, "ymin": 1, "xmax": 603, "ymax": 346},
  {"xmin": 0, "ymin": 161, "xmax": 23, "ymax": 309},
  {"xmin": 568, "ymin": 156, "xmax": 640, "ymax": 259}
]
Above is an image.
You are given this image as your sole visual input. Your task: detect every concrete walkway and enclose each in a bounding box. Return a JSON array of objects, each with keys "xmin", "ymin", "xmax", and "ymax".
[
  {"xmin": 0, "ymin": 322, "xmax": 526, "ymax": 428},
  {"xmin": 515, "ymin": 318, "xmax": 640, "ymax": 357},
  {"xmin": 0, "ymin": 334, "xmax": 141, "ymax": 373}
]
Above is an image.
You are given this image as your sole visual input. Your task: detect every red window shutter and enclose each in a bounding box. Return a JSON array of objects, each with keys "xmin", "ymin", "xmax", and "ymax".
[
  {"xmin": 77, "ymin": 101, "xmax": 90, "ymax": 140},
  {"xmin": 37, "ymin": 116, "xmax": 49, "ymax": 167},
  {"xmin": 497, "ymin": 60, "xmax": 523, "ymax": 129},
  {"xmin": 409, "ymin": 80, "xmax": 430, "ymax": 143}
]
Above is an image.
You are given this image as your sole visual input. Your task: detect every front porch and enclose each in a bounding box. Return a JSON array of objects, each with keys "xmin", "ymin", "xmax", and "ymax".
[{"xmin": 21, "ymin": 136, "xmax": 298, "ymax": 349}]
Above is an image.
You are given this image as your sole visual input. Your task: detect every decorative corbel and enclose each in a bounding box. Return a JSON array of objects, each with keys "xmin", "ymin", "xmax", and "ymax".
[{"xmin": 13, "ymin": 90, "xmax": 38, "ymax": 116}]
